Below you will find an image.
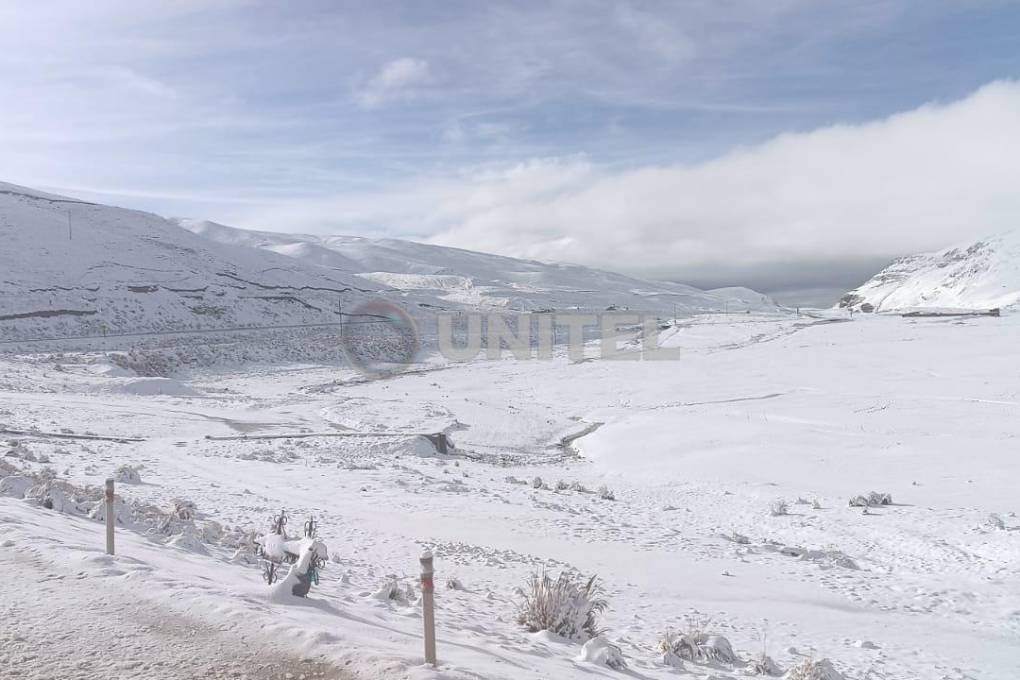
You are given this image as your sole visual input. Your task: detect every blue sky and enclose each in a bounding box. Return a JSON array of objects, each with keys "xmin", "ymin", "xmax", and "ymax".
[{"xmin": 1, "ymin": 1, "xmax": 1018, "ymax": 303}]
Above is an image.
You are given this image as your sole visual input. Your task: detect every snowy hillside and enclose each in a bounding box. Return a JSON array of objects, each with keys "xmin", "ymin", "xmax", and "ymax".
[
  {"xmin": 178, "ymin": 219, "xmax": 777, "ymax": 315},
  {"xmin": 839, "ymin": 230, "xmax": 1020, "ymax": 313},
  {"xmin": 0, "ymin": 181, "xmax": 778, "ymax": 349},
  {"xmin": 0, "ymin": 181, "xmax": 390, "ymax": 342}
]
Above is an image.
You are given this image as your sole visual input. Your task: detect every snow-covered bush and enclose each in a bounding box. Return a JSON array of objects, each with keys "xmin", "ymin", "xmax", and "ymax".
[
  {"xmin": 7, "ymin": 442, "xmax": 35, "ymax": 461},
  {"xmin": 773, "ymin": 544, "xmax": 858, "ymax": 570},
  {"xmin": 577, "ymin": 636, "xmax": 627, "ymax": 670},
  {"xmin": 110, "ymin": 350, "xmax": 179, "ymax": 378},
  {"xmin": 725, "ymin": 531, "xmax": 751, "ymax": 545},
  {"xmin": 849, "ymin": 491, "xmax": 892, "ymax": 507},
  {"xmin": 986, "ymin": 513, "xmax": 1005, "ymax": 530},
  {"xmin": 597, "ymin": 485, "xmax": 615, "ymax": 501},
  {"xmin": 25, "ymin": 479, "xmax": 82, "ymax": 513},
  {"xmin": 2, "ymin": 467, "xmax": 249, "ymax": 554},
  {"xmin": 657, "ymin": 620, "xmax": 738, "ymax": 665},
  {"xmin": 769, "ymin": 499, "xmax": 789, "ymax": 516},
  {"xmin": 750, "ymin": 627, "xmax": 782, "ymax": 675},
  {"xmin": 555, "ymin": 480, "xmax": 570, "ymax": 491},
  {"xmin": 868, "ymin": 491, "xmax": 892, "ymax": 506},
  {"xmin": 167, "ymin": 532, "xmax": 209, "ymax": 555},
  {"xmin": 0, "ymin": 457, "xmax": 20, "ymax": 477},
  {"xmin": 371, "ymin": 578, "xmax": 416, "ymax": 604},
  {"xmin": 532, "ymin": 476, "xmax": 546, "ymax": 489},
  {"xmin": 171, "ymin": 499, "xmax": 197, "ymax": 520},
  {"xmin": 661, "ymin": 645, "xmax": 684, "ymax": 669},
  {"xmin": 751, "ymin": 653, "xmax": 782, "ymax": 676},
  {"xmin": 114, "ymin": 465, "xmax": 142, "ymax": 484},
  {"xmin": 515, "ymin": 572, "xmax": 607, "ymax": 641},
  {"xmin": 783, "ymin": 658, "xmax": 845, "ymax": 680}
]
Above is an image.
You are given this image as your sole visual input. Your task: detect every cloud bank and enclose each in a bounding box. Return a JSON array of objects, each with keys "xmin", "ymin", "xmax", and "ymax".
[{"xmin": 228, "ymin": 81, "xmax": 1020, "ymax": 294}]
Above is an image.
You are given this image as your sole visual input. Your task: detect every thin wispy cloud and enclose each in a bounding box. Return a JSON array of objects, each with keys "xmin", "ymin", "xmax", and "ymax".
[{"xmin": 357, "ymin": 58, "xmax": 432, "ymax": 108}]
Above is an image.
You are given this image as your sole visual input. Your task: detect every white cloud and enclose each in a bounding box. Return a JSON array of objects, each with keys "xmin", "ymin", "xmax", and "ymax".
[
  {"xmin": 356, "ymin": 57, "xmax": 432, "ymax": 108},
  {"xmin": 227, "ymin": 81, "xmax": 1020, "ymax": 287},
  {"xmin": 423, "ymin": 81, "xmax": 1020, "ymax": 280},
  {"xmin": 2, "ymin": 4, "xmax": 1017, "ymax": 297}
]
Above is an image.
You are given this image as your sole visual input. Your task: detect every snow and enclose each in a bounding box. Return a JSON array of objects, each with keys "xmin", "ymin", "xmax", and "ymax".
[
  {"xmin": 1, "ymin": 183, "xmax": 1019, "ymax": 679},
  {"xmin": 784, "ymin": 658, "xmax": 846, "ymax": 680},
  {"xmin": 839, "ymin": 229, "xmax": 1020, "ymax": 312},
  {"xmin": 107, "ymin": 377, "xmax": 202, "ymax": 397},
  {"xmin": 2, "ymin": 311, "xmax": 1019, "ymax": 679},
  {"xmin": 575, "ymin": 636, "xmax": 627, "ymax": 669}
]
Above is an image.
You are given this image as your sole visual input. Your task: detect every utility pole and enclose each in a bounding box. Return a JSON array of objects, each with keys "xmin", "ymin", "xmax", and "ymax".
[
  {"xmin": 338, "ymin": 296, "xmax": 343, "ymax": 338},
  {"xmin": 67, "ymin": 211, "xmax": 72, "ymax": 241}
]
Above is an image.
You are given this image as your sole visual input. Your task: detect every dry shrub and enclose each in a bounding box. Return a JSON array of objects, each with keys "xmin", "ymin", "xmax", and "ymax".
[{"xmin": 515, "ymin": 572, "xmax": 607, "ymax": 641}]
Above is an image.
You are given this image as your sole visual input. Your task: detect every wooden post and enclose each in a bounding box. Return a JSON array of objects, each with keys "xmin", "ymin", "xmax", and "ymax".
[
  {"xmin": 420, "ymin": 550, "xmax": 437, "ymax": 666},
  {"xmin": 105, "ymin": 478, "xmax": 115, "ymax": 555}
]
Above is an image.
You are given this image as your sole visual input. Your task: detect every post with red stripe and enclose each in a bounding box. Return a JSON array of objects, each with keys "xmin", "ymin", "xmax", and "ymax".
[
  {"xmin": 420, "ymin": 550, "xmax": 437, "ymax": 666},
  {"xmin": 105, "ymin": 478, "xmax": 115, "ymax": 555}
]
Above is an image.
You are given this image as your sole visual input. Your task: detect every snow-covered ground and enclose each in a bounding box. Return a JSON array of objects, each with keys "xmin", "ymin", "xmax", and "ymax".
[{"xmin": 2, "ymin": 311, "xmax": 1018, "ymax": 679}]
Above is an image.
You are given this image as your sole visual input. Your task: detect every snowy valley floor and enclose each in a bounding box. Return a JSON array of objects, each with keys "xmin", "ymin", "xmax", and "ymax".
[{"xmin": 1, "ymin": 313, "xmax": 1018, "ymax": 679}]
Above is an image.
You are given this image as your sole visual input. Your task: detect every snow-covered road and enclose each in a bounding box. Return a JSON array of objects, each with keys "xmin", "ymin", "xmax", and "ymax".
[{"xmin": 0, "ymin": 501, "xmax": 350, "ymax": 680}]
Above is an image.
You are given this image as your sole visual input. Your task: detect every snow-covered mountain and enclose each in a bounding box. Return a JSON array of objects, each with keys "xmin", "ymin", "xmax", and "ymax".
[
  {"xmin": 0, "ymin": 182, "xmax": 387, "ymax": 342},
  {"xmin": 839, "ymin": 230, "xmax": 1020, "ymax": 313},
  {"xmin": 0, "ymin": 180, "xmax": 778, "ymax": 345},
  {"xmin": 177, "ymin": 219, "xmax": 777, "ymax": 314}
]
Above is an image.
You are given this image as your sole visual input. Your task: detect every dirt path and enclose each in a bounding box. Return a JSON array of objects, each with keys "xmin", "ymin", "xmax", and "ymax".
[{"xmin": 0, "ymin": 547, "xmax": 350, "ymax": 680}]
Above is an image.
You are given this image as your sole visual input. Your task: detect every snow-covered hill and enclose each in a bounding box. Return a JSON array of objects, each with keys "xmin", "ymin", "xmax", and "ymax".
[
  {"xmin": 0, "ymin": 180, "xmax": 778, "ymax": 348},
  {"xmin": 178, "ymin": 219, "xmax": 777, "ymax": 315},
  {"xmin": 839, "ymin": 230, "xmax": 1020, "ymax": 313},
  {"xmin": 0, "ymin": 182, "xmax": 397, "ymax": 342}
]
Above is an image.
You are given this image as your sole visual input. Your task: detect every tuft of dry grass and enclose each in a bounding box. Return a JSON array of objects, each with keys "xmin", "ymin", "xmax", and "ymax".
[{"xmin": 515, "ymin": 571, "xmax": 607, "ymax": 641}]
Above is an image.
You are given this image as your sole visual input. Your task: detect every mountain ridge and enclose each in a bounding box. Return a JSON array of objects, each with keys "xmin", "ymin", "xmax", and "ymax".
[
  {"xmin": 839, "ymin": 230, "xmax": 1020, "ymax": 313},
  {"xmin": 0, "ymin": 180, "xmax": 780, "ymax": 347},
  {"xmin": 177, "ymin": 218, "xmax": 777, "ymax": 314}
]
